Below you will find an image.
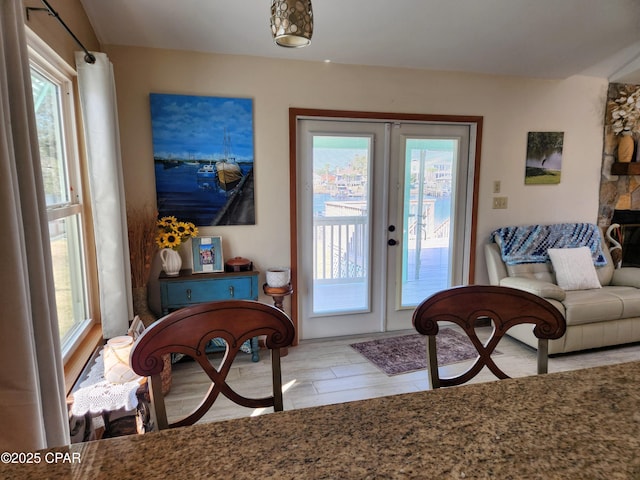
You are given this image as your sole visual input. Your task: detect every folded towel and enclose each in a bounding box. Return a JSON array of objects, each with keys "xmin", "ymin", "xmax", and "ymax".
[{"xmin": 490, "ymin": 223, "xmax": 607, "ymax": 266}]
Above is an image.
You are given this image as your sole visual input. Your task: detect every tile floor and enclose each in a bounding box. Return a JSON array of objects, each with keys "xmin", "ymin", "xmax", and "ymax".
[{"xmin": 164, "ymin": 326, "xmax": 640, "ymax": 426}]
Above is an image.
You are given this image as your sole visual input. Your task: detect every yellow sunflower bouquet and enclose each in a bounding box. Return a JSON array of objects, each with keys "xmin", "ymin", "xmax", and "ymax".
[{"xmin": 156, "ymin": 216, "xmax": 199, "ymax": 250}]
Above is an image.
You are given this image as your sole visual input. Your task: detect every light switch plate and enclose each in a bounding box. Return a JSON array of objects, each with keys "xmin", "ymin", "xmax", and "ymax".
[{"xmin": 492, "ymin": 197, "xmax": 508, "ymax": 209}]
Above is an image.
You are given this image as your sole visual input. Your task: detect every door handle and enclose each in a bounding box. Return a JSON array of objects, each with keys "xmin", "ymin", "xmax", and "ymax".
[
  {"xmin": 229, "ymin": 286, "xmax": 235, "ymax": 298},
  {"xmin": 186, "ymin": 289, "xmax": 192, "ymax": 300},
  {"xmin": 388, "ymin": 239, "xmax": 397, "ymax": 246}
]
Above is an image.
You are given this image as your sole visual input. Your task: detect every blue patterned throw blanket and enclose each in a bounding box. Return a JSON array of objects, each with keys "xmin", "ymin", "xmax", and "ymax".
[{"xmin": 490, "ymin": 223, "xmax": 607, "ymax": 266}]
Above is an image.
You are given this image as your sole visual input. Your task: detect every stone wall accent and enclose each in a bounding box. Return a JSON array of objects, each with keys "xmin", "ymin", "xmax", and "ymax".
[{"xmin": 598, "ymin": 83, "xmax": 640, "ymax": 227}]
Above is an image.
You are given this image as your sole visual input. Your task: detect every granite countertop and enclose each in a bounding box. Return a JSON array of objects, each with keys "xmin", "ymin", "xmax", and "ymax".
[{"xmin": 3, "ymin": 361, "xmax": 640, "ymax": 479}]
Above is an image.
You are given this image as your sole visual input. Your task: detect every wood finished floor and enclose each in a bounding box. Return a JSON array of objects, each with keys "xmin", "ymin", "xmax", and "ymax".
[{"xmin": 165, "ymin": 327, "xmax": 640, "ymax": 426}]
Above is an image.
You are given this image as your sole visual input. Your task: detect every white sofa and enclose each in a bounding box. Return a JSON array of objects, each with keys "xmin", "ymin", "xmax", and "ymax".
[{"xmin": 485, "ymin": 224, "xmax": 640, "ymax": 354}]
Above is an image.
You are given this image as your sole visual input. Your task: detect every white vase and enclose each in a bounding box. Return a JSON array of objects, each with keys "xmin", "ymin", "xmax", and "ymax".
[
  {"xmin": 266, "ymin": 267, "xmax": 291, "ymax": 288},
  {"xmin": 160, "ymin": 248, "xmax": 182, "ymax": 276},
  {"xmin": 103, "ymin": 336, "xmax": 138, "ymax": 384},
  {"xmin": 618, "ymin": 131, "xmax": 635, "ymax": 163}
]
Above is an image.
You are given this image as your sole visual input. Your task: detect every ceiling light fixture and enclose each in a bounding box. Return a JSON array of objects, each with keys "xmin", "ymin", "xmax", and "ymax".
[{"xmin": 270, "ymin": 0, "xmax": 313, "ymax": 48}]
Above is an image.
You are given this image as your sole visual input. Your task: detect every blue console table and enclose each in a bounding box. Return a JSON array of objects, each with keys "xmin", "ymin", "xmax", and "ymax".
[{"xmin": 158, "ymin": 269, "xmax": 261, "ymax": 361}]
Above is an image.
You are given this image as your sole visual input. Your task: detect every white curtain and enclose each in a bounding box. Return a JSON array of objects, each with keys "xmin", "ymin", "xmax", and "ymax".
[
  {"xmin": 0, "ymin": 0, "xmax": 69, "ymax": 450},
  {"xmin": 76, "ymin": 52, "xmax": 132, "ymax": 339}
]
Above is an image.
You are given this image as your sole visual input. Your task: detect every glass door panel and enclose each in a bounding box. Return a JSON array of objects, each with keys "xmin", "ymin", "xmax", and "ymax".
[
  {"xmin": 400, "ymin": 138, "xmax": 457, "ymax": 306},
  {"xmin": 312, "ymin": 135, "xmax": 372, "ymax": 314}
]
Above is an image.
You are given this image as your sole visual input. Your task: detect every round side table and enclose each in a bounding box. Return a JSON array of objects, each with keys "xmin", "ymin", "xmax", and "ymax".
[
  {"xmin": 263, "ymin": 283, "xmax": 293, "ymax": 310},
  {"xmin": 263, "ymin": 283, "xmax": 293, "ymax": 356}
]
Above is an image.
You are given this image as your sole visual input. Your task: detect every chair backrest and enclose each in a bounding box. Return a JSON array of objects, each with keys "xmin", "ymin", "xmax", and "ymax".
[
  {"xmin": 130, "ymin": 300, "xmax": 295, "ymax": 429},
  {"xmin": 412, "ymin": 285, "xmax": 566, "ymax": 389}
]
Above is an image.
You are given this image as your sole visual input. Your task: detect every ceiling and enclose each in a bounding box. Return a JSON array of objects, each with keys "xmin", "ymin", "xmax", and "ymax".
[{"xmin": 79, "ymin": 0, "xmax": 640, "ymax": 83}]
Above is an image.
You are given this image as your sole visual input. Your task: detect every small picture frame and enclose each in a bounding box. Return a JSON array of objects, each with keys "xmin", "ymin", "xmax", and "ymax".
[
  {"xmin": 192, "ymin": 236, "xmax": 224, "ymax": 273},
  {"xmin": 128, "ymin": 315, "xmax": 145, "ymax": 340}
]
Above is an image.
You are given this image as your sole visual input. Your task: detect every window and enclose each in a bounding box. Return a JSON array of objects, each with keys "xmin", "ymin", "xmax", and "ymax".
[{"xmin": 29, "ymin": 39, "xmax": 93, "ymax": 359}]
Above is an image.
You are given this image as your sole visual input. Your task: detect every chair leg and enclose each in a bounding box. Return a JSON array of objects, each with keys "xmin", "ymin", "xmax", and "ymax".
[
  {"xmin": 537, "ymin": 339, "xmax": 549, "ymax": 374},
  {"xmin": 271, "ymin": 348, "xmax": 283, "ymax": 411},
  {"xmin": 149, "ymin": 374, "xmax": 168, "ymax": 430},
  {"xmin": 427, "ymin": 336, "xmax": 440, "ymax": 389}
]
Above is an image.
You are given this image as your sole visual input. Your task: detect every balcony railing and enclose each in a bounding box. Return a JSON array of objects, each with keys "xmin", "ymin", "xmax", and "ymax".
[
  {"xmin": 313, "ymin": 214, "xmax": 450, "ymax": 284},
  {"xmin": 314, "ymin": 216, "xmax": 368, "ymax": 282}
]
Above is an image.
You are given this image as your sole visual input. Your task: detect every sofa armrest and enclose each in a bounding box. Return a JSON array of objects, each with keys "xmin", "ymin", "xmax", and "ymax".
[
  {"xmin": 611, "ymin": 267, "xmax": 640, "ymax": 288},
  {"xmin": 485, "ymin": 243, "xmax": 508, "ymax": 285},
  {"xmin": 499, "ymin": 276, "xmax": 566, "ymax": 301}
]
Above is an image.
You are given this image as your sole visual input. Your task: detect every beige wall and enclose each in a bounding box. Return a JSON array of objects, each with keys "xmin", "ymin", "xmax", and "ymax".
[{"xmin": 106, "ymin": 45, "xmax": 608, "ymax": 298}]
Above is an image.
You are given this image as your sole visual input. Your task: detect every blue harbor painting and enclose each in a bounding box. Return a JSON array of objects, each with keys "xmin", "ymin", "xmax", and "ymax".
[{"xmin": 150, "ymin": 93, "xmax": 255, "ymax": 226}]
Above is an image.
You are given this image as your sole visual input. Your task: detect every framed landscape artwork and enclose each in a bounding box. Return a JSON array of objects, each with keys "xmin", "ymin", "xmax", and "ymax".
[
  {"xmin": 150, "ymin": 93, "xmax": 255, "ymax": 226},
  {"xmin": 524, "ymin": 131, "xmax": 564, "ymax": 185}
]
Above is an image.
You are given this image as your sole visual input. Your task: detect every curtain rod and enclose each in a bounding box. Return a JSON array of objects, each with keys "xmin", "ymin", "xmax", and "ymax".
[{"xmin": 26, "ymin": 0, "xmax": 96, "ymax": 64}]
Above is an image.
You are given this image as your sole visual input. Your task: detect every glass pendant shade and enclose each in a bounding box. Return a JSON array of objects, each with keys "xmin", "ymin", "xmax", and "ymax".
[{"xmin": 270, "ymin": 0, "xmax": 313, "ymax": 48}]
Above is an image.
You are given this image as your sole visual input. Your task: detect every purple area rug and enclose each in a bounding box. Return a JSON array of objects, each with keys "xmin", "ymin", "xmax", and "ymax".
[{"xmin": 350, "ymin": 328, "xmax": 499, "ymax": 376}]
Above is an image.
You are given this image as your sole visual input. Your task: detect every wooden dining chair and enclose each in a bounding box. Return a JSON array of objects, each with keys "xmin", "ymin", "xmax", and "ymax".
[
  {"xmin": 130, "ymin": 299, "xmax": 295, "ymax": 430},
  {"xmin": 412, "ymin": 285, "xmax": 566, "ymax": 389}
]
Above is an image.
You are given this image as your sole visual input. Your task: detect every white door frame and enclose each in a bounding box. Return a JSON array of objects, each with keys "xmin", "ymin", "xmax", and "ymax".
[
  {"xmin": 385, "ymin": 122, "xmax": 475, "ymax": 331},
  {"xmin": 297, "ymin": 119, "xmax": 389, "ymax": 339},
  {"xmin": 288, "ymin": 109, "xmax": 483, "ymax": 343}
]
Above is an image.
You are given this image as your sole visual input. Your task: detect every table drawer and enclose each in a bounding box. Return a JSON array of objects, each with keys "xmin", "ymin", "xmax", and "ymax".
[{"xmin": 164, "ymin": 277, "xmax": 256, "ymax": 307}]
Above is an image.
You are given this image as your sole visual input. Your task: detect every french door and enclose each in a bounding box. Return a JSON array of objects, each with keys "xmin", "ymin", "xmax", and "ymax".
[{"xmin": 296, "ymin": 116, "xmax": 476, "ymax": 340}]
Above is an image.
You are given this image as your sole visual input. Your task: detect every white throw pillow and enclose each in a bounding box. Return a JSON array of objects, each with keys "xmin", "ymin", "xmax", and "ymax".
[{"xmin": 548, "ymin": 247, "xmax": 602, "ymax": 291}]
